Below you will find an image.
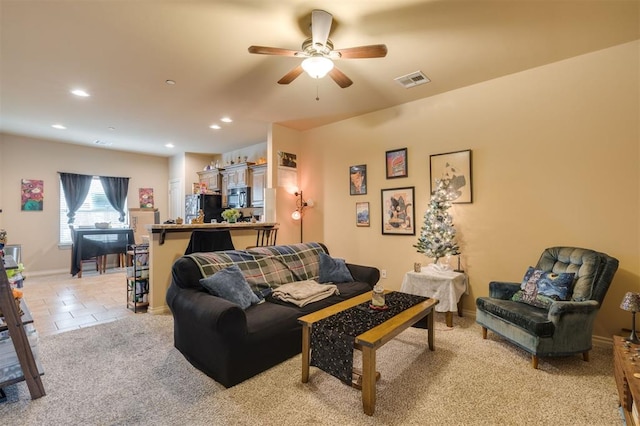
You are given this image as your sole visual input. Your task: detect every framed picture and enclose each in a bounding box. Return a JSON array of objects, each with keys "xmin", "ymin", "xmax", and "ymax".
[
  {"xmin": 277, "ymin": 151, "xmax": 297, "ymax": 168},
  {"xmin": 139, "ymin": 188, "xmax": 154, "ymax": 208},
  {"xmin": 381, "ymin": 187, "xmax": 415, "ymax": 235},
  {"xmin": 349, "ymin": 164, "xmax": 367, "ymax": 195},
  {"xmin": 429, "ymin": 149, "xmax": 472, "ymax": 203},
  {"xmin": 386, "ymin": 148, "xmax": 408, "ymax": 179},
  {"xmin": 21, "ymin": 179, "xmax": 44, "ymax": 211},
  {"xmin": 356, "ymin": 202, "xmax": 370, "ymax": 227}
]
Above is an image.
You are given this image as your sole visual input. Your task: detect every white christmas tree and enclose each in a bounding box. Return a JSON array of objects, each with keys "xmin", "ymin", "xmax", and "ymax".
[{"xmin": 414, "ymin": 178, "xmax": 461, "ymax": 264}]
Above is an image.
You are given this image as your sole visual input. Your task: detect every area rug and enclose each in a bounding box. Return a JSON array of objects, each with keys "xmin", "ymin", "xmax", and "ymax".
[{"xmin": 0, "ymin": 313, "xmax": 621, "ymax": 425}]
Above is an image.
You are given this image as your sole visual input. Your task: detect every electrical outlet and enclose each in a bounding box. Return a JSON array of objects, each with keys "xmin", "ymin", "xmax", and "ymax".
[{"xmin": 381, "ymin": 269, "xmax": 387, "ymax": 279}]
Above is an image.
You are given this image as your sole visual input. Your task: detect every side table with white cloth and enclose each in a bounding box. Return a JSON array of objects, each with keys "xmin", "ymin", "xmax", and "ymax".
[{"xmin": 400, "ymin": 264, "xmax": 467, "ymax": 327}]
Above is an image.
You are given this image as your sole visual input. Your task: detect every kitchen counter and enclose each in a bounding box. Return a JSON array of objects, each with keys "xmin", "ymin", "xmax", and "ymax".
[
  {"xmin": 146, "ymin": 222, "xmax": 279, "ymax": 314},
  {"xmin": 150, "ymin": 222, "xmax": 278, "ymax": 245}
]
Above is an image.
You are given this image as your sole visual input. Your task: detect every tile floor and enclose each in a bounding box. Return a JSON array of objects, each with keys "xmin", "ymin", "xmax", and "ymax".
[{"xmin": 17, "ymin": 268, "xmax": 135, "ymax": 337}]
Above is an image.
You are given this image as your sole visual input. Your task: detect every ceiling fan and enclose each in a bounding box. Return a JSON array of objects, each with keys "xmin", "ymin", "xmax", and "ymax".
[{"xmin": 248, "ymin": 9, "xmax": 387, "ymax": 88}]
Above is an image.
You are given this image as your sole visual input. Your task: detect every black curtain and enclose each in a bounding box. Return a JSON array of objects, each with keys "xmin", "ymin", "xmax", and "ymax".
[
  {"xmin": 99, "ymin": 176, "xmax": 129, "ymax": 222},
  {"xmin": 59, "ymin": 172, "xmax": 93, "ymax": 224}
]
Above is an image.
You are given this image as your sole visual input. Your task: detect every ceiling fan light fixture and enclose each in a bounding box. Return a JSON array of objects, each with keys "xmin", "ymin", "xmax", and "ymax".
[{"xmin": 301, "ymin": 55, "xmax": 334, "ymax": 79}]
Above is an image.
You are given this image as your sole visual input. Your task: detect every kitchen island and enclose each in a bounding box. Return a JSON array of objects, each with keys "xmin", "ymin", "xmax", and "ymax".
[{"xmin": 147, "ymin": 222, "xmax": 278, "ymax": 314}]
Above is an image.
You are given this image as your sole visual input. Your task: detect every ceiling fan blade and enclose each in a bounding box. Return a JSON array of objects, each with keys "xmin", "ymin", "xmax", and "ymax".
[
  {"xmin": 334, "ymin": 44, "xmax": 388, "ymax": 59},
  {"xmin": 277, "ymin": 65, "xmax": 304, "ymax": 85},
  {"xmin": 248, "ymin": 46, "xmax": 299, "ymax": 57},
  {"xmin": 311, "ymin": 9, "xmax": 333, "ymax": 49},
  {"xmin": 328, "ymin": 67, "xmax": 353, "ymax": 88}
]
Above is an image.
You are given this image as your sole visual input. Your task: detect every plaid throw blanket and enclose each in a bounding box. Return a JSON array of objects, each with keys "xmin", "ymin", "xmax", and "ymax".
[
  {"xmin": 187, "ymin": 243, "xmax": 328, "ymax": 294},
  {"xmin": 246, "ymin": 242, "xmax": 327, "ymax": 281}
]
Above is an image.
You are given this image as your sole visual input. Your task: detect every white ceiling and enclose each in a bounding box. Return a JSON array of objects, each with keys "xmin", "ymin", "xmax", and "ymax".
[{"xmin": 1, "ymin": 0, "xmax": 638, "ymax": 157}]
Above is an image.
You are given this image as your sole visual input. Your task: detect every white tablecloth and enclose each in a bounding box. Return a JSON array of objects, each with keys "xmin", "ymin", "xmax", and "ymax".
[{"xmin": 400, "ymin": 264, "xmax": 467, "ymax": 313}]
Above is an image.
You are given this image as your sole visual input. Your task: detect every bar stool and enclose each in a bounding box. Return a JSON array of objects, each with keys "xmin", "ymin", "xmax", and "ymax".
[{"xmin": 255, "ymin": 227, "xmax": 278, "ymax": 247}]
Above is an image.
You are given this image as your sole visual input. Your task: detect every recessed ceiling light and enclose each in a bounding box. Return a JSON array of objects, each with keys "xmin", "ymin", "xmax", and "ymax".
[
  {"xmin": 71, "ymin": 89, "xmax": 90, "ymax": 97},
  {"xmin": 51, "ymin": 124, "xmax": 66, "ymax": 130},
  {"xmin": 209, "ymin": 124, "xmax": 221, "ymax": 130},
  {"xmin": 220, "ymin": 117, "xmax": 232, "ymax": 123},
  {"xmin": 165, "ymin": 143, "xmax": 175, "ymax": 148},
  {"xmin": 165, "ymin": 80, "xmax": 176, "ymax": 85}
]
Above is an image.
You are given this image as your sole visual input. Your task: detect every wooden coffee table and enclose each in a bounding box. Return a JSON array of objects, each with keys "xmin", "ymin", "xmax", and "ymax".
[{"xmin": 299, "ymin": 291, "xmax": 438, "ymax": 416}]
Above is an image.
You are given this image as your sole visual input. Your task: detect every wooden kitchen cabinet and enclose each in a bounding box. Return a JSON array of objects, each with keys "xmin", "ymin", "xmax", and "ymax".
[
  {"xmin": 197, "ymin": 169, "xmax": 221, "ymax": 192},
  {"xmin": 250, "ymin": 163, "xmax": 267, "ymax": 207},
  {"xmin": 222, "ymin": 163, "xmax": 253, "ymax": 189}
]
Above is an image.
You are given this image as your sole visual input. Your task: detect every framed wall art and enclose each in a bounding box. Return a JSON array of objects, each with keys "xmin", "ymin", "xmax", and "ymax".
[
  {"xmin": 430, "ymin": 149, "xmax": 472, "ymax": 203},
  {"xmin": 356, "ymin": 202, "xmax": 370, "ymax": 227},
  {"xmin": 139, "ymin": 188, "xmax": 154, "ymax": 208},
  {"xmin": 21, "ymin": 179, "xmax": 44, "ymax": 211},
  {"xmin": 277, "ymin": 151, "xmax": 297, "ymax": 168},
  {"xmin": 349, "ymin": 164, "xmax": 367, "ymax": 195},
  {"xmin": 381, "ymin": 186, "xmax": 415, "ymax": 235},
  {"xmin": 385, "ymin": 148, "xmax": 408, "ymax": 179}
]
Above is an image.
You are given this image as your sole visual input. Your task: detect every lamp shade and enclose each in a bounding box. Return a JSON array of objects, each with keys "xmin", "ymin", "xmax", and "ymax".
[
  {"xmin": 620, "ymin": 292, "xmax": 640, "ymax": 312},
  {"xmin": 301, "ymin": 56, "xmax": 334, "ymax": 79}
]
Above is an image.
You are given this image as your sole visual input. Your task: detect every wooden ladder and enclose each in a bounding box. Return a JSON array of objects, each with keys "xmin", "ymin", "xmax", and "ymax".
[{"xmin": 0, "ymin": 259, "xmax": 45, "ymax": 399}]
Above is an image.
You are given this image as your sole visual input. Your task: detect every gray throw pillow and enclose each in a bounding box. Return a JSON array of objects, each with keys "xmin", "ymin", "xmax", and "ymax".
[
  {"xmin": 318, "ymin": 252, "xmax": 354, "ymax": 283},
  {"xmin": 200, "ymin": 264, "xmax": 262, "ymax": 309}
]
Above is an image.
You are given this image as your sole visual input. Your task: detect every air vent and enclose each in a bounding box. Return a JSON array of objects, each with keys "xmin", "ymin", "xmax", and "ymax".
[
  {"xmin": 93, "ymin": 140, "xmax": 112, "ymax": 146},
  {"xmin": 394, "ymin": 71, "xmax": 430, "ymax": 88}
]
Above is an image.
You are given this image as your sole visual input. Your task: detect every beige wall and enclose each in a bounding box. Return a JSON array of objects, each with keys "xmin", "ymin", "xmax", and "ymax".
[
  {"xmin": 297, "ymin": 41, "xmax": 639, "ymax": 340},
  {"xmin": 269, "ymin": 124, "xmax": 307, "ymax": 246},
  {"xmin": 0, "ymin": 133, "xmax": 169, "ymax": 274}
]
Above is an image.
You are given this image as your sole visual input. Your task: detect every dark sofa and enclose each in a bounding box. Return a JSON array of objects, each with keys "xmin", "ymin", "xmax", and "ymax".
[{"xmin": 166, "ymin": 242, "xmax": 380, "ymax": 387}]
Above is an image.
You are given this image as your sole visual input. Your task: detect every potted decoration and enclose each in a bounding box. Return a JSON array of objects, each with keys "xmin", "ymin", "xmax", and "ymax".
[{"xmin": 221, "ymin": 208, "xmax": 241, "ymax": 223}]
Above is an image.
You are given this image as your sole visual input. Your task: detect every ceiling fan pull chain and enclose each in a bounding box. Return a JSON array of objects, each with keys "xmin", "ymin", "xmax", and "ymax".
[{"xmin": 316, "ymin": 86, "xmax": 320, "ymax": 101}]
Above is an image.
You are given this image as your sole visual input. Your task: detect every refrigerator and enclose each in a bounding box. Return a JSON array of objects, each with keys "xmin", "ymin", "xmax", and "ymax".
[
  {"xmin": 185, "ymin": 194, "xmax": 223, "ymax": 224},
  {"xmin": 128, "ymin": 208, "xmax": 160, "ymax": 244}
]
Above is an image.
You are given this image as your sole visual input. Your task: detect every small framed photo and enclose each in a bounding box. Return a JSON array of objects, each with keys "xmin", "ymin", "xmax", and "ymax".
[
  {"xmin": 430, "ymin": 149, "xmax": 472, "ymax": 203},
  {"xmin": 349, "ymin": 164, "xmax": 367, "ymax": 195},
  {"xmin": 277, "ymin": 151, "xmax": 297, "ymax": 168},
  {"xmin": 381, "ymin": 187, "xmax": 415, "ymax": 235},
  {"xmin": 356, "ymin": 202, "xmax": 370, "ymax": 227},
  {"xmin": 385, "ymin": 148, "xmax": 408, "ymax": 179}
]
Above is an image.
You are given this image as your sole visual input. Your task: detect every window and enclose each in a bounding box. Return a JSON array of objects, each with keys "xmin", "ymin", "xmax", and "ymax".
[{"xmin": 59, "ymin": 177, "xmax": 127, "ymax": 245}]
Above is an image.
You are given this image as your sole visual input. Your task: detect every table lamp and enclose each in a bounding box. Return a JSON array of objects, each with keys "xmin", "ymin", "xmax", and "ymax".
[{"xmin": 620, "ymin": 292, "xmax": 640, "ymax": 344}]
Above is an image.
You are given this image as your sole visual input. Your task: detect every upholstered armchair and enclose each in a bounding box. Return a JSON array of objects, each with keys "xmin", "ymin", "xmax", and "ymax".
[{"xmin": 476, "ymin": 247, "xmax": 619, "ymax": 368}]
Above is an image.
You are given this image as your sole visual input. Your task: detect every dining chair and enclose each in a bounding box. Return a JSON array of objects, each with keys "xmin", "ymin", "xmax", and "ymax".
[{"xmin": 69, "ymin": 225, "xmax": 104, "ymax": 277}]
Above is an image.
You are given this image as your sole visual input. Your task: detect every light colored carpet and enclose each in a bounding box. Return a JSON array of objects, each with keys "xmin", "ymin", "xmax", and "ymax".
[{"xmin": 0, "ymin": 313, "xmax": 621, "ymax": 425}]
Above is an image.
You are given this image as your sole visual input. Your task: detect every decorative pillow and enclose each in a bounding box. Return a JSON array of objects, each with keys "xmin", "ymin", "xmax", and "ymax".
[
  {"xmin": 511, "ymin": 266, "xmax": 576, "ymax": 309},
  {"xmin": 200, "ymin": 265, "xmax": 263, "ymax": 309},
  {"xmin": 318, "ymin": 252, "xmax": 354, "ymax": 283}
]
